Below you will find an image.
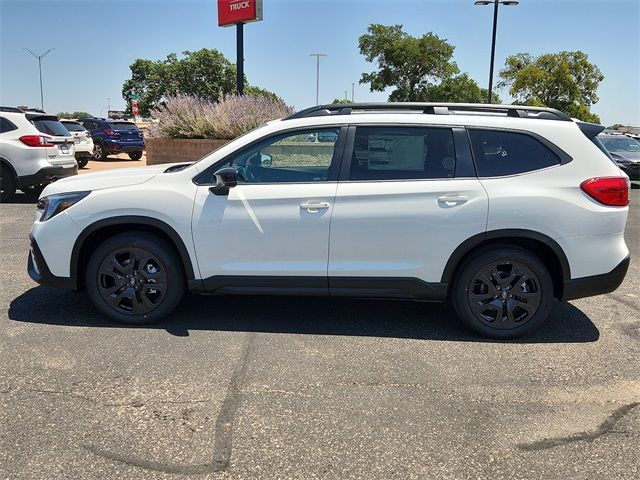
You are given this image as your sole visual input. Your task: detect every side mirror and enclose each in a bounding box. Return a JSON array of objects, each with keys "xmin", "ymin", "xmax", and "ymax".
[
  {"xmin": 209, "ymin": 166, "xmax": 238, "ymax": 196},
  {"xmin": 260, "ymin": 154, "xmax": 272, "ymax": 168}
]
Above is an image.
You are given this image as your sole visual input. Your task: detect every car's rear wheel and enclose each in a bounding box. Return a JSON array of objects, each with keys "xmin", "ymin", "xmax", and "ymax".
[
  {"xmin": 93, "ymin": 143, "xmax": 107, "ymax": 161},
  {"xmin": 77, "ymin": 157, "xmax": 89, "ymax": 168},
  {"xmin": 128, "ymin": 151, "xmax": 143, "ymax": 161},
  {"xmin": 86, "ymin": 233, "xmax": 185, "ymax": 324},
  {"xmin": 0, "ymin": 165, "xmax": 16, "ymax": 202},
  {"xmin": 451, "ymin": 246, "xmax": 553, "ymax": 339}
]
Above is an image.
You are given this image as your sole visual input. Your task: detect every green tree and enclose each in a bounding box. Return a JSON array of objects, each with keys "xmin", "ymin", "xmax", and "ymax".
[
  {"xmin": 498, "ymin": 51, "xmax": 604, "ymax": 123},
  {"xmin": 358, "ymin": 24, "xmax": 458, "ymax": 102},
  {"xmin": 122, "ymin": 49, "xmax": 256, "ymax": 116},
  {"xmin": 417, "ymin": 73, "xmax": 500, "ymax": 104},
  {"xmin": 56, "ymin": 111, "xmax": 92, "ymax": 119},
  {"xmin": 331, "ymin": 98, "xmax": 352, "ymax": 104}
]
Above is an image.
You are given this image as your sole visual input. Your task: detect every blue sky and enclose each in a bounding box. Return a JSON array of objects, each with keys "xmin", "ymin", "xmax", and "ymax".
[{"xmin": 1, "ymin": 0, "xmax": 638, "ymax": 125}]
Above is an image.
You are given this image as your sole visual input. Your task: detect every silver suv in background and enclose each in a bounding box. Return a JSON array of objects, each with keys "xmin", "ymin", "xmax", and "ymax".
[
  {"xmin": 599, "ymin": 132, "xmax": 640, "ymax": 180},
  {"xmin": 0, "ymin": 107, "xmax": 77, "ymax": 201}
]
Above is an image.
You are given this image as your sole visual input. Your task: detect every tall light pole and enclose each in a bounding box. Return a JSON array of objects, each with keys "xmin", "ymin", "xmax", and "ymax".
[
  {"xmin": 474, "ymin": 1, "xmax": 519, "ymax": 103},
  {"xmin": 309, "ymin": 53, "xmax": 327, "ymax": 105},
  {"xmin": 351, "ymin": 82, "xmax": 355, "ymax": 102},
  {"xmin": 23, "ymin": 48, "xmax": 54, "ymax": 111}
]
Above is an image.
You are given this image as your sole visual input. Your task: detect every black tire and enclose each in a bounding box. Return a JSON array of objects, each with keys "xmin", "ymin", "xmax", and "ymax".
[
  {"xmin": 77, "ymin": 157, "xmax": 89, "ymax": 168},
  {"xmin": 20, "ymin": 184, "xmax": 45, "ymax": 198},
  {"xmin": 1, "ymin": 165, "xmax": 17, "ymax": 202},
  {"xmin": 128, "ymin": 151, "xmax": 143, "ymax": 161},
  {"xmin": 451, "ymin": 245, "xmax": 554, "ymax": 339},
  {"xmin": 93, "ymin": 142, "xmax": 107, "ymax": 161},
  {"xmin": 86, "ymin": 232, "xmax": 185, "ymax": 324}
]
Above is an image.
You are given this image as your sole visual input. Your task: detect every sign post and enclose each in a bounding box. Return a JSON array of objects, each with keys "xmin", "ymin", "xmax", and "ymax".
[{"xmin": 217, "ymin": 0, "xmax": 263, "ymax": 95}]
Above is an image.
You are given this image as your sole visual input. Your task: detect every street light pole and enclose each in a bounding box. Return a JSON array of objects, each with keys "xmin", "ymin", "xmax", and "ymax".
[
  {"xmin": 474, "ymin": 1, "xmax": 519, "ymax": 103},
  {"xmin": 309, "ymin": 53, "xmax": 327, "ymax": 105},
  {"xmin": 23, "ymin": 48, "xmax": 54, "ymax": 110}
]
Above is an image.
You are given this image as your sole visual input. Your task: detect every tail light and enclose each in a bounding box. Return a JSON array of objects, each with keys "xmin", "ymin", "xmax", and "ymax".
[
  {"xmin": 580, "ymin": 177, "xmax": 629, "ymax": 206},
  {"xmin": 19, "ymin": 135, "xmax": 54, "ymax": 147},
  {"xmin": 104, "ymin": 129, "xmax": 119, "ymax": 137}
]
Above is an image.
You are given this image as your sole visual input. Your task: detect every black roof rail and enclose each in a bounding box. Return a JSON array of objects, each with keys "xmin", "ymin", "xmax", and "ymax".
[
  {"xmin": 0, "ymin": 106, "xmax": 25, "ymax": 113},
  {"xmin": 285, "ymin": 102, "xmax": 572, "ymax": 122}
]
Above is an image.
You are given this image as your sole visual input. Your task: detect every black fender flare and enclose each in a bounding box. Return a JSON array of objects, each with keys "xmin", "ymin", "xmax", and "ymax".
[
  {"xmin": 441, "ymin": 229, "xmax": 571, "ymax": 284},
  {"xmin": 70, "ymin": 215, "xmax": 196, "ymax": 281}
]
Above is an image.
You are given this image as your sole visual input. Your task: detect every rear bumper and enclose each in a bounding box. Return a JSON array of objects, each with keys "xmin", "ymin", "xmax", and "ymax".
[
  {"xmin": 28, "ymin": 234, "xmax": 77, "ymax": 290},
  {"xmin": 17, "ymin": 164, "xmax": 78, "ymax": 188},
  {"xmin": 106, "ymin": 140, "xmax": 145, "ymax": 153},
  {"xmin": 562, "ymin": 255, "xmax": 630, "ymax": 301}
]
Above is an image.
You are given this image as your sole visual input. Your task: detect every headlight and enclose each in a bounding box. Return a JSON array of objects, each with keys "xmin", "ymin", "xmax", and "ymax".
[{"xmin": 36, "ymin": 191, "xmax": 91, "ymax": 222}]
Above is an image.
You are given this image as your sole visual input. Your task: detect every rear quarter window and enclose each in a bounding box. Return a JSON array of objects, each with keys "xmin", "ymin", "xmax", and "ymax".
[
  {"xmin": 0, "ymin": 117, "xmax": 18, "ymax": 133},
  {"xmin": 469, "ymin": 129, "xmax": 561, "ymax": 177}
]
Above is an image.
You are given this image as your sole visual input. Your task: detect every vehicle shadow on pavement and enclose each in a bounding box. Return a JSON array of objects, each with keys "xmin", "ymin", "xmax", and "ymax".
[{"xmin": 8, "ymin": 286, "xmax": 599, "ymax": 344}]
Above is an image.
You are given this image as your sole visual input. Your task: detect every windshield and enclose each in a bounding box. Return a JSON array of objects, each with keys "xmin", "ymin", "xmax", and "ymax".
[
  {"xmin": 32, "ymin": 119, "xmax": 70, "ymax": 136},
  {"xmin": 110, "ymin": 122, "xmax": 138, "ymax": 131},
  {"xmin": 61, "ymin": 121, "xmax": 86, "ymax": 132},
  {"xmin": 601, "ymin": 136, "xmax": 640, "ymax": 153}
]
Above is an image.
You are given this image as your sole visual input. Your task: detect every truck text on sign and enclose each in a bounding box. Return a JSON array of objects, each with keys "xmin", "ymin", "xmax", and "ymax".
[{"xmin": 218, "ymin": 0, "xmax": 263, "ymax": 27}]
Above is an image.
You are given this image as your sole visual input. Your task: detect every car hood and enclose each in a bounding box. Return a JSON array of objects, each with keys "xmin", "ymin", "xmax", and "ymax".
[
  {"xmin": 611, "ymin": 151, "xmax": 640, "ymax": 162},
  {"xmin": 41, "ymin": 163, "xmax": 184, "ymax": 196}
]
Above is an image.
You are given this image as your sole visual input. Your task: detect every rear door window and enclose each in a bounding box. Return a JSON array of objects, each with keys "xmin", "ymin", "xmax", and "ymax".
[
  {"xmin": 348, "ymin": 127, "xmax": 456, "ymax": 180},
  {"xmin": 468, "ymin": 129, "xmax": 561, "ymax": 177}
]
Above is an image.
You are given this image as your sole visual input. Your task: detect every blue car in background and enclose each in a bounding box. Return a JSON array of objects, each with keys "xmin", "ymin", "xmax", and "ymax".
[{"xmin": 79, "ymin": 117, "xmax": 145, "ymax": 161}]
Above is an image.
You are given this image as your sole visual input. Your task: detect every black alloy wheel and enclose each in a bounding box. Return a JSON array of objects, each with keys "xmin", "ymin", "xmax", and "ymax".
[
  {"xmin": 93, "ymin": 143, "xmax": 106, "ymax": 161},
  {"xmin": 0, "ymin": 166, "xmax": 16, "ymax": 202},
  {"xmin": 452, "ymin": 246, "xmax": 553, "ymax": 339},
  {"xmin": 86, "ymin": 233, "xmax": 184, "ymax": 323},
  {"xmin": 128, "ymin": 151, "xmax": 143, "ymax": 161}
]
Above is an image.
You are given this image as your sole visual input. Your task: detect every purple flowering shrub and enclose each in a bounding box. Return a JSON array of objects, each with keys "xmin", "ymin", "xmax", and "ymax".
[{"xmin": 149, "ymin": 93, "xmax": 293, "ymax": 139}]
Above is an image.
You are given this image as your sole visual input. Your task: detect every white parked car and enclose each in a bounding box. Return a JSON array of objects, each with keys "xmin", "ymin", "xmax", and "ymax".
[
  {"xmin": 60, "ymin": 120, "xmax": 94, "ymax": 168},
  {"xmin": 28, "ymin": 103, "xmax": 630, "ymax": 338},
  {"xmin": 0, "ymin": 107, "xmax": 76, "ymax": 201}
]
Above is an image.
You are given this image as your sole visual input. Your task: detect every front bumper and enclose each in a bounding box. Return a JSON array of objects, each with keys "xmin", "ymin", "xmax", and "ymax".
[
  {"xmin": 28, "ymin": 234, "xmax": 77, "ymax": 290},
  {"xmin": 562, "ymin": 255, "xmax": 630, "ymax": 301},
  {"xmin": 17, "ymin": 164, "xmax": 78, "ymax": 188}
]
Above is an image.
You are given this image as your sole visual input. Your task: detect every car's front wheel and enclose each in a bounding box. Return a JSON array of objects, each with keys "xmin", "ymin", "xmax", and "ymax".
[
  {"xmin": 86, "ymin": 233, "xmax": 185, "ymax": 324},
  {"xmin": 128, "ymin": 151, "xmax": 143, "ymax": 161},
  {"xmin": 451, "ymin": 246, "xmax": 554, "ymax": 339}
]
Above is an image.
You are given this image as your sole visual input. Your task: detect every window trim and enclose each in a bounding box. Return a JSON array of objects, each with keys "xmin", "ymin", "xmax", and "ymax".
[
  {"xmin": 193, "ymin": 125, "xmax": 349, "ymax": 186},
  {"xmin": 467, "ymin": 126, "xmax": 572, "ymax": 179},
  {"xmin": 338, "ymin": 124, "xmax": 465, "ymax": 183}
]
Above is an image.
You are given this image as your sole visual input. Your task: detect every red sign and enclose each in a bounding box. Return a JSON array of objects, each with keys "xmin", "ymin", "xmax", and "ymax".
[
  {"xmin": 218, "ymin": 0, "xmax": 263, "ymax": 27},
  {"xmin": 132, "ymin": 103, "xmax": 139, "ymax": 116}
]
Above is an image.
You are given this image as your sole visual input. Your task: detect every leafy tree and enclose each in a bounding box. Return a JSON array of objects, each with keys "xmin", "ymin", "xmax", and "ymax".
[
  {"xmin": 608, "ymin": 123, "xmax": 624, "ymax": 130},
  {"xmin": 358, "ymin": 24, "xmax": 458, "ymax": 101},
  {"xmin": 331, "ymin": 98, "xmax": 352, "ymax": 104},
  {"xmin": 498, "ymin": 51, "xmax": 604, "ymax": 122},
  {"xmin": 416, "ymin": 73, "xmax": 500, "ymax": 104},
  {"xmin": 56, "ymin": 111, "xmax": 92, "ymax": 119},
  {"xmin": 122, "ymin": 49, "xmax": 273, "ymax": 116}
]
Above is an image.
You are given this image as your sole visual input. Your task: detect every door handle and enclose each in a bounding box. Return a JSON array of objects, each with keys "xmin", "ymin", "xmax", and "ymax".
[
  {"xmin": 438, "ymin": 195, "xmax": 469, "ymax": 206},
  {"xmin": 300, "ymin": 202, "xmax": 330, "ymax": 212}
]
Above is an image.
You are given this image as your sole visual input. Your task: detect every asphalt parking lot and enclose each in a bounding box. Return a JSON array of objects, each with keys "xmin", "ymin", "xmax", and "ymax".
[{"xmin": 1, "ymin": 185, "xmax": 639, "ymax": 480}]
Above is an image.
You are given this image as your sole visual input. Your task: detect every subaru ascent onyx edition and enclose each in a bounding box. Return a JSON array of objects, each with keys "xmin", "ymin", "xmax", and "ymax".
[{"xmin": 28, "ymin": 103, "xmax": 630, "ymax": 338}]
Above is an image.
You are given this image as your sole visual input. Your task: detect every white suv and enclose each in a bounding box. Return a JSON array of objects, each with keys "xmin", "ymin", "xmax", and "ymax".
[
  {"xmin": 60, "ymin": 120, "xmax": 94, "ymax": 169},
  {"xmin": 0, "ymin": 107, "xmax": 77, "ymax": 201},
  {"xmin": 27, "ymin": 103, "xmax": 630, "ymax": 338}
]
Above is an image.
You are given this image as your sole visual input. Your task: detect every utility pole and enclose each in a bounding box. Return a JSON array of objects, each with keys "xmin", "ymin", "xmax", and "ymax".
[
  {"xmin": 344, "ymin": 91, "xmax": 348, "ymax": 100},
  {"xmin": 23, "ymin": 48, "xmax": 54, "ymax": 111},
  {"xmin": 309, "ymin": 53, "xmax": 327, "ymax": 105},
  {"xmin": 351, "ymin": 82, "xmax": 355, "ymax": 102}
]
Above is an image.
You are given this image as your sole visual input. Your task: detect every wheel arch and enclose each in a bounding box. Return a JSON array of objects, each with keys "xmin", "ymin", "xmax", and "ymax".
[
  {"xmin": 0, "ymin": 157, "xmax": 18, "ymax": 179},
  {"xmin": 71, "ymin": 216, "xmax": 196, "ymax": 290},
  {"xmin": 442, "ymin": 229, "xmax": 570, "ymax": 300}
]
